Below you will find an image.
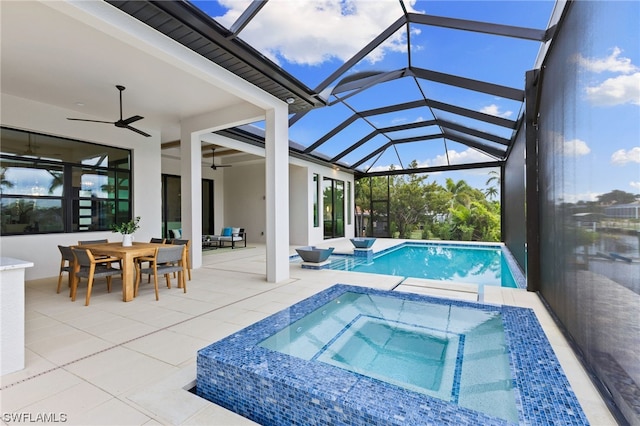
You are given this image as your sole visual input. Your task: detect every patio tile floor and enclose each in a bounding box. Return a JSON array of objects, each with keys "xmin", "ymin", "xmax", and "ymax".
[{"xmin": 0, "ymin": 241, "xmax": 616, "ymax": 425}]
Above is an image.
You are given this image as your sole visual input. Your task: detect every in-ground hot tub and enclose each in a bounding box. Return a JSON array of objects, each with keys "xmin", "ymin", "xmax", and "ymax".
[{"xmin": 196, "ymin": 284, "xmax": 587, "ymax": 425}]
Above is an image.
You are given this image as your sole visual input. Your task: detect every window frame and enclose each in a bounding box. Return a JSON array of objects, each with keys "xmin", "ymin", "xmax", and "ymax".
[{"xmin": 0, "ymin": 127, "xmax": 133, "ymax": 236}]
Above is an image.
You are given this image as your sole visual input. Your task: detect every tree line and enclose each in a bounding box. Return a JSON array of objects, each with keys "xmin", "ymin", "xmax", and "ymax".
[{"xmin": 355, "ymin": 163, "xmax": 501, "ymax": 242}]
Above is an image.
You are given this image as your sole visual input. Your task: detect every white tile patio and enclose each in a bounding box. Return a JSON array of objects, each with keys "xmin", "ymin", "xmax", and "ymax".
[{"xmin": 0, "ymin": 242, "xmax": 616, "ymax": 425}]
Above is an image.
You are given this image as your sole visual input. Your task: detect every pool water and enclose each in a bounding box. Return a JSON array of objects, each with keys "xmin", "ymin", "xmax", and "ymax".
[
  {"xmin": 324, "ymin": 244, "xmax": 519, "ymax": 289},
  {"xmin": 260, "ymin": 291, "xmax": 518, "ymax": 422}
]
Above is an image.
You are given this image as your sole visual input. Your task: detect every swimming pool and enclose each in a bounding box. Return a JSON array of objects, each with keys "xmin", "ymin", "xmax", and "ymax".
[
  {"xmin": 196, "ymin": 284, "xmax": 586, "ymax": 425},
  {"xmin": 294, "ymin": 242, "xmax": 526, "ymax": 291}
]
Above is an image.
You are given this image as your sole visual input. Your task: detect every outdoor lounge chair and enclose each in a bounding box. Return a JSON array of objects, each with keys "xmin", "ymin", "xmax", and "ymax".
[
  {"xmin": 209, "ymin": 227, "xmax": 247, "ymax": 249},
  {"xmin": 220, "ymin": 227, "xmax": 246, "ymax": 249}
]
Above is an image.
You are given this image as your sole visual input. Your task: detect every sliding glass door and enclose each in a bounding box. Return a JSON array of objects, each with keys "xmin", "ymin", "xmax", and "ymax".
[{"xmin": 161, "ymin": 175, "xmax": 214, "ymax": 238}]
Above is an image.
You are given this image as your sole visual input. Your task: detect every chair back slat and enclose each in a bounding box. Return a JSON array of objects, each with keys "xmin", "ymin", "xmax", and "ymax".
[
  {"xmin": 156, "ymin": 246, "xmax": 184, "ymax": 264},
  {"xmin": 78, "ymin": 239, "xmax": 108, "ymax": 245},
  {"xmin": 171, "ymin": 239, "xmax": 189, "ymax": 246},
  {"xmin": 58, "ymin": 245, "xmax": 75, "ymax": 262},
  {"xmin": 150, "ymin": 238, "xmax": 165, "ymax": 244},
  {"xmin": 72, "ymin": 248, "xmax": 93, "ymax": 267}
]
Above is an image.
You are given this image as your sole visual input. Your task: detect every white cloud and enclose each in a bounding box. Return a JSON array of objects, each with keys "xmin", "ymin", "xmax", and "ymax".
[
  {"xmin": 558, "ymin": 192, "xmax": 602, "ymax": 203},
  {"xmin": 479, "ymin": 104, "xmax": 513, "ymax": 118},
  {"xmin": 630, "ymin": 181, "xmax": 640, "ymax": 191},
  {"xmin": 215, "ymin": 0, "xmax": 418, "ymax": 66},
  {"xmin": 416, "ymin": 148, "xmax": 494, "ymax": 168},
  {"xmin": 586, "ymin": 72, "xmax": 640, "ymax": 106},
  {"xmin": 574, "ymin": 47, "xmax": 638, "ymax": 74},
  {"xmin": 573, "ymin": 47, "xmax": 640, "ymax": 106},
  {"xmin": 611, "ymin": 147, "xmax": 640, "ymax": 165},
  {"xmin": 561, "ymin": 139, "xmax": 591, "ymax": 156},
  {"xmin": 365, "ymin": 147, "xmax": 489, "ymax": 172}
]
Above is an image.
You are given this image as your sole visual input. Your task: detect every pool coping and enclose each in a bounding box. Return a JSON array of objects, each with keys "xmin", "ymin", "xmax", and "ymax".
[{"xmin": 196, "ymin": 284, "xmax": 587, "ymax": 425}]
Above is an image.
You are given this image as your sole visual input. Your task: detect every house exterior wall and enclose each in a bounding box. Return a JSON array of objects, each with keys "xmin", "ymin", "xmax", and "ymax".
[
  {"xmin": 223, "ymin": 163, "xmax": 266, "ymax": 245},
  {"xmin": 0, "ymin": 94, "xmax": 162, "ymax": 280},
  {"xmin": 288, "ymin": 158, "xmax": 355, "ymax": 246},
  {"xmin": 289, "ymin": 164, "xmax": 309, "ymax": 246}
]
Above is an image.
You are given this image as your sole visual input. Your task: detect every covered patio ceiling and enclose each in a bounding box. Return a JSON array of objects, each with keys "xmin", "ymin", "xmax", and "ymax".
[{"xmin": 109, "ymin": 0, "xmax": 556, "ymax": 176}]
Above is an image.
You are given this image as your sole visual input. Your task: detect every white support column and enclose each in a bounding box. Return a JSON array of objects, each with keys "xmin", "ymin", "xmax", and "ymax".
[
  {"xmin": 265, "ymin": 105, "xmax": 290, "ymax": 282},
  {"xmin": 180, "ymin": 130, "xmax": 203, "ymax": 270}
]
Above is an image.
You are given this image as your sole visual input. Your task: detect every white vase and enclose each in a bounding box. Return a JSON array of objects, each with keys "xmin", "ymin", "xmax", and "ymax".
[{"xmin": 122, "ymin": 234, "xmax": 134, "ymax": 247}]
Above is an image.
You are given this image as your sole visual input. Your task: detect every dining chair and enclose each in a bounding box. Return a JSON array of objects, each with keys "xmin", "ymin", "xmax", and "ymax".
[
  {"xmin": 134, "ymin": 245, "xmax": 186, "ymax": 301},
  {"xmin": 56, "ymin": 245, "xmax": 75, "ymax": 294},
  {"xmin": 137, "ymin": 238, "xmax": 166, "ymax": 283},
  {"xmin": 171, "ymin": 239, "xmax": 191, "ymax": 280},
  {"xmin": 78, "ymin": 239, "xmax": 122, "ymax": 269},
  {"xmin": 71, "ymin": 248, "xmax": 122, "ymax": 306}
]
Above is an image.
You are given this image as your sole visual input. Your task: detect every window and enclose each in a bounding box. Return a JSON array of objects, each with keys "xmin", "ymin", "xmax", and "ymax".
[
  {"xmin": 0, "ymin": 127, "xmax": 132, "ymax": 235},
  {"xmin": 313, "ymin": 173, "xmax": 320, "ymax": 227},
  {"xmin": 323, "ymin": 177, "xmax": 344, "ymax": 239}
]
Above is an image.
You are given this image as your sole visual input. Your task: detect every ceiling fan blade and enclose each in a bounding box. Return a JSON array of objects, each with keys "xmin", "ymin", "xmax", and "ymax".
[
  {"xmin": 67, "ymin": 85, "xmax": 150, "ymax": 137},
  {"xmin": 120, "ymin": 115, "xmax": 144, "ymax": 125},
  {"xmin": 67, "ymin": 118, "xmax": 114, "ymax": 124},
  {"xmin": 125, "ymin": 125, "xmax": 151, "ymax": 137}
]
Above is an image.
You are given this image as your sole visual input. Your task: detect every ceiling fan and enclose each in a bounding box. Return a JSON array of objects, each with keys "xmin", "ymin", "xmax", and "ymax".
[
  {"xmin": 210, "ymin": 147, "xmax": 232, "ymax": 170},
  {"xmin": 67, "ymin": 85, "xmax": 151, "ymax": 137}
]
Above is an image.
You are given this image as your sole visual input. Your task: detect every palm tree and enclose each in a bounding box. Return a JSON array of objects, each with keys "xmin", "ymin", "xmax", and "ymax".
[
  {"xmin": 444, "ymin": 178, "xmax": 472, "ymax": 208},
  {"xmin": 485, "ymin": 170, "xmax": 500, "ymax": 187},
  {"xmin": 485, "ymin": 186, "xmax": 499, "ymax": 200},
  {"xmin": 484, "ymin": 170, "xmax": 500, "ymax": 200},
  {"xmin": 0, "ymin": 167, "xmax": 14, "ymax": 194}
]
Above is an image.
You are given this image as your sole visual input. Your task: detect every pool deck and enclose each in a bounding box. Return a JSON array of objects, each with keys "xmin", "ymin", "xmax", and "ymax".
[{"xmin": 0, "ymin": 240, "xmax": 616, "ymax": 425}]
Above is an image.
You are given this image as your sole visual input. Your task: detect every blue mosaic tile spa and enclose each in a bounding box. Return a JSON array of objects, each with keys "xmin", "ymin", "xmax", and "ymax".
[{"xmin": 196, "ymin": 284, "xmax": 588, "ymax": 425}]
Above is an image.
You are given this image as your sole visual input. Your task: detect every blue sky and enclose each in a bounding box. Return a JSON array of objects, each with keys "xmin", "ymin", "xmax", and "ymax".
[{"xmin": 190, "ymin": 0, "xmax": 639, "ymax": 199}]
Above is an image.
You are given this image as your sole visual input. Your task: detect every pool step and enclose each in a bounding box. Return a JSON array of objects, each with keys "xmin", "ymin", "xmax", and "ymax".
[{"xmin": 395, "ymin": 278, "xmax": 479, "ymax": 301}]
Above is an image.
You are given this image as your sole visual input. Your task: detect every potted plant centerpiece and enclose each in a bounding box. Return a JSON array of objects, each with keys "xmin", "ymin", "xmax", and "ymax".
[{"xmin": 111, "ymin": 216, "xmax": 141, "ymax": 247}]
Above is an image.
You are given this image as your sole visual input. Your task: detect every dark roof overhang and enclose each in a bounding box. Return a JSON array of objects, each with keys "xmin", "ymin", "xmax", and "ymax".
[{"xmin": 106, "ymin": 0, "xmax": 325, "ymax": 113}]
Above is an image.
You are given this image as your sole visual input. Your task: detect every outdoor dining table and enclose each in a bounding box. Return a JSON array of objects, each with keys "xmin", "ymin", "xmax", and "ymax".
[{"xmin": 74, "ymin": 241, "xmax": 168, "ymax": 302}]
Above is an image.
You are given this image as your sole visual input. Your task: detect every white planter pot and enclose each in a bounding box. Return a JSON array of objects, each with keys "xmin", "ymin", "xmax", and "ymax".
[{"xmin": 122, "ymin": 234, "xmax": 134, "ymax": 247}]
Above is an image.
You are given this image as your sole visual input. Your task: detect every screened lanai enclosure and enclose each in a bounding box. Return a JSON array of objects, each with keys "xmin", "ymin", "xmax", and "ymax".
[
  {"xmin": 2, "ymin": 0, "xmax": 638, "ymax": 423},
  {"xmin": 105, "ymin": 2, "xmax": 640, "ymax": 423}
]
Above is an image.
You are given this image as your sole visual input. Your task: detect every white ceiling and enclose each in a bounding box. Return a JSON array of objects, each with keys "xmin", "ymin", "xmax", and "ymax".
[{"xmin": 0, "ymin": 1, "xmax": 248, "ymax": 143}]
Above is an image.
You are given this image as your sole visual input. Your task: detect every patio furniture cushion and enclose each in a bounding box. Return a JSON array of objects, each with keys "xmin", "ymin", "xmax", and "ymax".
[
  {"xmin": 218, "ymin": 228, "xmax": 246, "ymax": 249},
  {"xmin": 222, "ymin": 227, "xmax": 232, "ymax": 236}
]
